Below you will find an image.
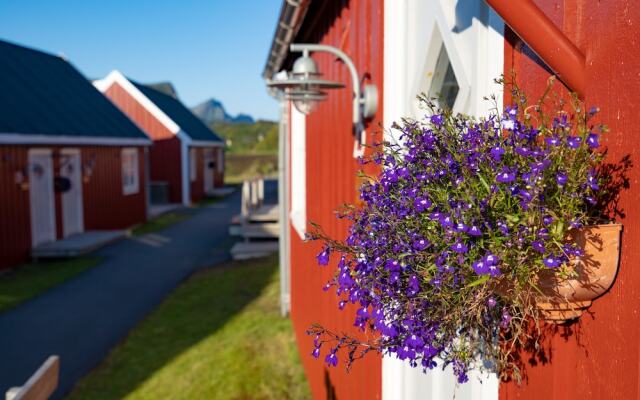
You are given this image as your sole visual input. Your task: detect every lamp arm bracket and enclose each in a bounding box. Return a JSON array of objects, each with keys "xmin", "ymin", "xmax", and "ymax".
[{"xmin": 290, "ymin": 43, "xmax": 361, "ymax": 126}]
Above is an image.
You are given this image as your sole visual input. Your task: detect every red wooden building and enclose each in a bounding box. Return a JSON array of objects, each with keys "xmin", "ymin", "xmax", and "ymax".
[
  {"xmin": 264, "ymin": 0, "xmax": 640, "ymax": 399},
  {"xmin": 0, "ymin": 40, "xmax": 151, "ymax": 270},
  {"xmin": 95, "ymin": 71, "xmax": 225, "ymax": 206}
]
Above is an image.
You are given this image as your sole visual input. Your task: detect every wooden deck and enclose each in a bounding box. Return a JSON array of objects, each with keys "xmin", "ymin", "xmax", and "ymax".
[{"xmin": 31, "ymin": 230, "xmax": 126, "ymax": 259}]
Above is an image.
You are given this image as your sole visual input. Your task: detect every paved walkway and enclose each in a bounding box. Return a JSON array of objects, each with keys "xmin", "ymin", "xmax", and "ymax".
[{"xmin": 0, "ymin": 180, "xmax": 277, "ymax": 399}]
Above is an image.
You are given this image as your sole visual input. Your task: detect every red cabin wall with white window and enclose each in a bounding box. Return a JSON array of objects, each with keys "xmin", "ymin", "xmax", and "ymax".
[
  {"xmin": 190, "ymin": 147, "xmax": 205, "ymax": 203},
  {"xmin": 500, "ymin": 1, "xmax": 640, "ymax": 399},
  {"xmin": 287, "ymin": 0, "xmax": 384, "ymax": 398},
  {"xmin": 0, "ymin": 145, "xmax": 147, "ymax": 270},
  {"xmin": 102, "ymin": 82, "xmax": 184, "ymax": 204}
]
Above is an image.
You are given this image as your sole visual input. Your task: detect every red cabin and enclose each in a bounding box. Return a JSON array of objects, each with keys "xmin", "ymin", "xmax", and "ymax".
[
  {"xmin": 265, "ymin": 0, "xmax": 640, "ymax": 399},
  {"xmin": 95, "ymin": 71, "xmax": 225, "ymax": 206},
  {"xmin": 0, "ymin": 40, "xmax": 150, "ymax": 270}
]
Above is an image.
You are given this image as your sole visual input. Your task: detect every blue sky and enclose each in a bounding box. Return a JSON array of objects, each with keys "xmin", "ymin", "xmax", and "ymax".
[{"xmin": 0, "ymin": 0, "xmax": 282, "ymax": 121}]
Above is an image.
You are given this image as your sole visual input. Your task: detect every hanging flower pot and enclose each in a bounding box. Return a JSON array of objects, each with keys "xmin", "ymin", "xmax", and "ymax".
[
  {"xmin": 535, "ymin": 223, "xmax": 622, "ymax": 322},
  {"xmin": 307, "ymin": 79, "xmax": 626, "ymax": 383}
]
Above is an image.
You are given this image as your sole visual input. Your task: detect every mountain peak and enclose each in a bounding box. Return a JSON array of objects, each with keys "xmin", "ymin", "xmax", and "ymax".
[{"xmin": 191, "ymin": 98, "xmax": 254, "ymax": 124}]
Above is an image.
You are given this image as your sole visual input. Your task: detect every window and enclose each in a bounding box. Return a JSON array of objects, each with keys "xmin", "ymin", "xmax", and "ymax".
[
  {"xmin": 121, "ymin": 148, "xmax": 139, "ymax": 195},
  {"xmin": 189, "ymin": 148, "xmax": 197, "ymax": 182},
  {"xmin": 428, "ymin": 44, "xmax": 460, "ymax": 110}
]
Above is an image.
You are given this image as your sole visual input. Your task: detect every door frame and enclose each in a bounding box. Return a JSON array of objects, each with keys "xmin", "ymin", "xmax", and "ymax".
[
  {"xmin": 28, "ymin": 148, "xmax": 56, "ymax": 247},
  {"xmin": 60, "ymin": 148, "xmax": 84, "ymax": 237}
]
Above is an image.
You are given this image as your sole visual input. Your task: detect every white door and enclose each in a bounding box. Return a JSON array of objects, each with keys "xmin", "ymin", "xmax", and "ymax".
[
  {"xmin": 383, "ymin": 1, "xmax": 503, "ymax": 399},
  {"xmin": 60, "ymin": 148, "xmax": 84, "ymax": 237},
  {"xmin": 28, "ymin": 149, "xmax": 56, "ymax": 247},
  {"xmin": 203, "ymin": 148, "xmax": 214, "ymax": 194}
]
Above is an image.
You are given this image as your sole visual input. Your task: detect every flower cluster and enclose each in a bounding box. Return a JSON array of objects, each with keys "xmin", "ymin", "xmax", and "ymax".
[{"xmin": 308, "ymin": 83, "xmax": 608, "ymax": 382}]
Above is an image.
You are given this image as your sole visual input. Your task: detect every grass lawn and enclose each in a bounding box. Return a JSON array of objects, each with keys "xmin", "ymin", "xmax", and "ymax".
[
  {"xmin": 0, "ymin": 257, "xmax": 101, "ymax": 313},
  {"xmin": 67, "ymin": 255, "xmax": 310, "ymax": 400},
  {"xmin": 133, "ymin": 212, "xmax": 189, "ymax": 236}
]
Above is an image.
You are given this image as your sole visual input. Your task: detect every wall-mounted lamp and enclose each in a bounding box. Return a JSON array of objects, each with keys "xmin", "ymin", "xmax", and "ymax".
[{"xmin": 267, "ymin": 44, "xmax": 378, "ymax": 135}]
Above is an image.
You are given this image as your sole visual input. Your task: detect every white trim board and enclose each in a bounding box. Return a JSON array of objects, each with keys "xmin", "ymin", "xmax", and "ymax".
[
  {"xmin": 94, "ymin": 70, "xmax": 225, "ymax": 149},
  {"xmin": 0, "ymin": 133, "xmax": 150, "ymax": 146},
  {"xmin": 94, "ymin": 70, "xmax": 181, "ymax": 134}
]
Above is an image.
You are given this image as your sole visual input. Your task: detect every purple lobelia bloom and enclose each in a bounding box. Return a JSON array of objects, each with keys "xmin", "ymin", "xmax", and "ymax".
[
  {"xmin": 587, "ymin": 133, "xmax": 600, "ymax": 148},
  {"xmin": 543, "ymin": 255, "xmax": 562, "ymax": 268},
  {"xmin": 556, "ymin": 172, "xmax": 568, "ymax": 186},
  {"xmin": 317, "ymin": 247, "xmax": 331, "ymax": 266},
  {"xmin": 414, "ymin": 197, "xmax": 432, "ymax": 212},
  {"xmin": 325, "ymin": 351, "xmax": 338, "ymax": 367},
  {"xmin": 413, "ymin": 238, "xmax": 430, "ymax": 251},
  {"xmin": 451, "ymin": 241, "xmax": 469, "ymax": 254},
  {"xmin": 532, "ymin": 240, "xmax": 546, "ymax": 254},
  {"xmin": 567, "ymin": 136, "xmax": 582, "ymax": 149},
  {"xmin": 496, "ymin": 169, "xmax": 516, "ymax": 183}
]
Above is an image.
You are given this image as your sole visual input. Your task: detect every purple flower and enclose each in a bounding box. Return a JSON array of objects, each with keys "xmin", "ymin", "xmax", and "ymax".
[
  {"xmin": 543, "ymin": 215, "xmax": 553, "ymax": 225},
  {"xmin": 325, "ymin": 351, "xmax": 338, "ymax": 367},
  {"xmin": 488, "ymin": 264, "xmax": 501, "ymax": 277},
  {"xmin": 312, "ymin": 347, "xmax": 321, "ymax": 359},
  {"xmin": 543, "ymin": 255, "xmax": 561, "ymax": 268},
  {"xmin": 317, "ymin": 248, "xmax": 330, "ymax": 266},
  {"xmin": 451, "ymin": 241, "xmax": 468, "ymax": 254},
  {"xmin": 472, "ymin": 259, "xmax": 489, "ymax": 275},
  {"xmin": 439, "ymin": 214, "xmax": 454, "ymax": 228},
  {"xmin": 587, "ymin": 133, "xmax": 600, "ymax": 148},
  {"xmin": 556, "ymin": 172, "xmax": 568, "ymax": 186},
  {"xmin": 468, "ymin": 225, "xmax": 482, "ymax": 237},
  {"xmin": 487, "ymin": 298, "xmax": 497, "ymax": 308},
  {"xmin": 414, "ymin": 197, "xmax": 432, "ymax": 212},
  {"xmin": 515, "ymin": 147, "xmax": 530, "ymax": 156},
  {"xmin": 484, "ymin": 253, "xmax": 499, "ymax": 265},
  {"xmin": 496, "ymin": 169, "xmax": 516, "ymax": 183},
  {"xmin": 413, "ymin": 238, "xmax": 430, "ymax": 251},
  {"xmin": 454, "ymin": 222, "xmax": 469, "ymax": 233},
  {"xmin": 490, "ymin": 146, "xmax": 505, "ymax": 161},
  {"xmin": 546, "ymin": 136, "xmax": 561, "ymax": 146},
  {"xmin": 430, "ymin": 114, "xmax": 444, "ymax": 126},
  {"xmin": 532, "ymin": 240, "xmax": 546, "ymax": 254},
  {"xmin": 587, "ymin": 171, "xmax": 600, "ymax": 190},
  {"xmin": 567, "ymin": 136, "xmax": 582, "ymax": 149}
]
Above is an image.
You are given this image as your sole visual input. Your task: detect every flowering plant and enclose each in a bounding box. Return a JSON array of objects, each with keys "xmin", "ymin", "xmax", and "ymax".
[{"xmin": 308, "ymin": 81, "xmax": 612, "ymax": 382}]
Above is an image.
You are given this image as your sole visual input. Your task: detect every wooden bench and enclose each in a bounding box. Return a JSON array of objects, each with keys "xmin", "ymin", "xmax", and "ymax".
[{"xmin": 5, "ymin": 356, "xmax": 59, "ymax": 400}]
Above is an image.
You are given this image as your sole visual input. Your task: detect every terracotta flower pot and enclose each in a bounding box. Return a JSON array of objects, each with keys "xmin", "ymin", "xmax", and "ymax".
[{"xmin": 535, "ymin": 223, "xmax": 622, "ymax": 323}]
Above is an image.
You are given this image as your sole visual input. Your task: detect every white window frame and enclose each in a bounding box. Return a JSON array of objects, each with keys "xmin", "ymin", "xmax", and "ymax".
[
  {"xmin": 121, "ymin": 147, "xmax": 139, "ymax": 195},
  {"xmin": 189, "ymin": 147, "xmax": 197, "ymax": 182},
  {"xmin": 289, "ymin": 103, "xmax": 306, "ymax": 239}
]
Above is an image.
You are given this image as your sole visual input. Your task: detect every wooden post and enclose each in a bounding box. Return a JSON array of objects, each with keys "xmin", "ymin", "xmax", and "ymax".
[{"xmin": 5, "ymin": 356, "xmax": 59, "ymax": 400}]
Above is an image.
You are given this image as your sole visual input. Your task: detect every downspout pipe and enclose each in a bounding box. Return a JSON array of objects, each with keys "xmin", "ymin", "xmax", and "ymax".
[{"xmin": 485, "ymin": 0, "xmax": 586, "ymax": 97}]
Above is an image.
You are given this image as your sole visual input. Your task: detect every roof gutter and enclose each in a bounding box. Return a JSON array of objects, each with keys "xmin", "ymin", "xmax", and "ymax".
[
  {"xmin": 485, "ymin": 0, "xmax": 586, "ymax": 97},
  {"xmin": 262, "ymin": 0, "xmax": 311, "ymax": 80}
]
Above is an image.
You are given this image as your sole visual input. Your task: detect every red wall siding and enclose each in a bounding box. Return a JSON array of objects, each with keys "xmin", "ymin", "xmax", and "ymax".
[
  {"xmin": 213, "ymin": 148, "xmax": 224, "ymax": 188},
  {"xmin": 0, "ymin": 145, "xmax": 147, "ymax": 270},
  {"xmin": 0, "ymin": 146, "xmax": 31, "ymax": 270},
  {"xmin": 82, "ymin": 146, "xmax": 147, "ymax": 230},
  {"xmin": 289, "ymin": 1, "xmax": 384, "ymax": 398},
  {"xmin": 150, "ymin": 138, "xmax": 183, "ymax": 204},
  {"xmin": 103, "ymin": 82, "xmax": 184, "ymax": 204},
  {"xmin": 501, "ymin": 1, "xmax": 640, "ymax": 399}
]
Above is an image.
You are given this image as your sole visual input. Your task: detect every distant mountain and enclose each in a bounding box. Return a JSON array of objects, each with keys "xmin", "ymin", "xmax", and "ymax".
[
  {"xmin": 145, "ymin": 82, "xmax": 178, "ymax": 98},
  {"xmin": 191, "ymin": 98, "xmax": 255, "ymax": 125}
]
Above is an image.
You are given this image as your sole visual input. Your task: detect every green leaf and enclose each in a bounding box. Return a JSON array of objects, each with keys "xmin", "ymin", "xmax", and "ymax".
[
  {"xmin": 466, "ymin": 275, "xmax": 490, "ymax": 288},
  {"xmin": 477, "ymin": 173, "xmax": 491, "ymax": 193}
]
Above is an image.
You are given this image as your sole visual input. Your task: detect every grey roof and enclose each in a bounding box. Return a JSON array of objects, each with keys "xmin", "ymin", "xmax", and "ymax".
[
  {"xmin": 132, "ymin": 82, "xmax": 223, "ymax": 143},
  {"xmin": 0, "ymin": 39, "xmax": 148, "ymax": 141}
]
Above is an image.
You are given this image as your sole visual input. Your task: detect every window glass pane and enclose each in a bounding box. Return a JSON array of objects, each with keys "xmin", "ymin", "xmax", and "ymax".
[{"xmin": 428, "ymin": 45, "xmax": 459, "ymax": 110}]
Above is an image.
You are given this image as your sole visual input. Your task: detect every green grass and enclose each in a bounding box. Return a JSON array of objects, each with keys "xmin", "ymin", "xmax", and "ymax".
[
  {"xmin": 0, "ymin": 257, "xmax": 101, "ymax": 313},
  {"xmin": 67, "ymin": 255, "xmax": 310, "ymax": 400},
  {"xmin": 133, "ymin": 212, "xmax": 189, "ymax": 236},
  {"xmin": 212, "ymin": 120, "xmax": 278, "ymax": 154},
  {"xmin": 225, "ymin": 154, "xmax": 278, "ymax": 184}
]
